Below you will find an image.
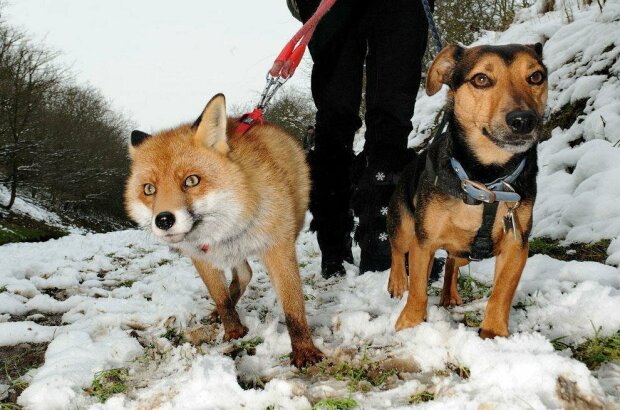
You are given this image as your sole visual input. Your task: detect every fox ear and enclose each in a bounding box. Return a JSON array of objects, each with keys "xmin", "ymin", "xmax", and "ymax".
[
  {"xmin": 426, "ymin": 44, "xmax": 463, "ymax": 96},
  {"xmin": 194, "ymin": 94, "xmax": 229, "ymax": 154},
  {"xmin": 128, "ymin": 130, "xmax": 151, "ymax": 158}
]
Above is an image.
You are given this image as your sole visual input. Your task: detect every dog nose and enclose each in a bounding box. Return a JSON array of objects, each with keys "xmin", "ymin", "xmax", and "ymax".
[
  {"xmin": 155, "ymin": 212, "xmax": 175, "ymax": 230},
  {"xmin": 506, "ymin": 110, "xmax": 537, "ymax": 134}
]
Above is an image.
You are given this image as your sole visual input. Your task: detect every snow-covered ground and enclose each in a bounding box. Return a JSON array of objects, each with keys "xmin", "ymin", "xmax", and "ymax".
[
  {"xmin": 0, "ymin": 228, "xmax": 618, "ymax": 409},
  {"xmin": 2, "ymin": 0, "xmax": 620, "ymax": 408},
  {"xmin": 0, "ymin": 186, "xmax": 62, "ymax": 226}
]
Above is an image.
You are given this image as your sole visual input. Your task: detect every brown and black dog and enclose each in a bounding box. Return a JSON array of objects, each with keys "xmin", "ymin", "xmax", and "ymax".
[{"xmin": 387, "ymin": 43, "xmax": 548, "ymax": 338}]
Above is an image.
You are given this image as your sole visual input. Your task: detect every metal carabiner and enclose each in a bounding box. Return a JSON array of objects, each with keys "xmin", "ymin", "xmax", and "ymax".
[{"xmin": 258, "ymin": 73, "xmax": 289, "ymax": 110}]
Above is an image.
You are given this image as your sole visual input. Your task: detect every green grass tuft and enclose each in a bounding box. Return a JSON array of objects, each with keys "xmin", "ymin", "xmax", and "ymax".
[
  {"xmin": 573, "ymin": 328, "xmax": 620, "ymax": 370},
  {"xmin": 409, "ymin": 391, "xmax": 434, "ymax": 404},
  {"xmin": 0, "ymin": 218, "xmax": 67, "ymax": 246},
  {"xmin": 457, "ymin": 274, "xmax": 491, "ymax": 303},
  {"xmin": 528, "ymin": 237, "xmax": 610, "ymax": 263},
  {"xmin": 312, "ymin": 397, "xmax": 358, "ymax": 410},
  {"xmin": 463, "ymin": 311, "xmax": 482, "ymax": 328},
  {"xmin": 85, "ymin": 368, "xmax": 129, "ymax": 403},
  {"xmin": 316, "ymin": 356, "xmax": 397, "ymax": 393}
]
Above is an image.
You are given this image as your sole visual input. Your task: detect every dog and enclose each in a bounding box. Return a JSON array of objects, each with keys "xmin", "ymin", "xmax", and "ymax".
[
  {"xmin": 387, "ymin": 43, "xmax": 548, "ymax": 338},
  {"xmin": 125, "ymin": 94, "xmax": 324, "ymax": 367}
]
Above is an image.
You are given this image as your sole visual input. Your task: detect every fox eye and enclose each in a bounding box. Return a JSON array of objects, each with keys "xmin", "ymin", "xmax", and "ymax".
[
  {"xmin": 144, "ymin": 183, "xmax": 156, "ymax": 196},
  {"xmin": 528, "ymin": 70, "xmax": 545, "ymax": 85},
  {"xmin": 470, "ymin": 73, "xmax": 492, "ymax": 89},
  {"xmin": 184, "ymin": 175, "xmax": 200, "ymax": 188}
]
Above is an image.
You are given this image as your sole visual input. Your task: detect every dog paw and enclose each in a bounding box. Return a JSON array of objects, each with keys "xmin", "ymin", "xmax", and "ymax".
[
  {"xmin": 439, "ymin": 292, "xmax": 463, "ymax": 307},
  {"xmin": 290, "ymin": 346, "xmax": 325, "ymax": 368},
  {"xmin": 223, "ymin": 325, "xmax": 248, "ymax": 341},
  {"xmin": 388, "ymin": 276, "xmax": 408, "ymax": 299},
  {"xmin": 478, "ymin": 327, "xmax": 509, "ymax": 339},
  {"xmin": 395, "ymin": 309, "xmax": 425, "ymax": 331}
]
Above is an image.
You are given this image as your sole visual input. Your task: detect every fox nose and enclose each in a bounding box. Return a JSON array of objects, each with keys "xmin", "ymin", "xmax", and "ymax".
[
  {"xmin": 506, "ymin": 110, "xmax": 537, "ymax": 134},
  {"xmin": 155, "ymin": 212, "xmax": 175, "ymax": 230}
]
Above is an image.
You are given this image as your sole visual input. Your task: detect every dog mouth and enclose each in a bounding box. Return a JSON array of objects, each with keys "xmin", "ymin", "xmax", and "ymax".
[{"xmin": 482, "ymin": 127, "xmax": 537, "ymax": 152}]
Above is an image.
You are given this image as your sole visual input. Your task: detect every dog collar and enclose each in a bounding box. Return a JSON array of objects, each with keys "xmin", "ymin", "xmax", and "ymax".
[{"xmin": 449, "ymin": 157, "xmax": 526, "ymax": 204}]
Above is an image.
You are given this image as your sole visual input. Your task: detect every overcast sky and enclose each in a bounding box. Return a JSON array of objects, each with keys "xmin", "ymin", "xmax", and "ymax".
[{"xmin": 6, "ymin": 1, "xmax": 308, "ymax": 132}]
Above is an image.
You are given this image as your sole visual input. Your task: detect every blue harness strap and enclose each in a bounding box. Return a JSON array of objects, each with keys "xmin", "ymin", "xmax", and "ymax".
[{"xmin": 449, "ymin": 157, "xmax": 526, "ymax": 204}]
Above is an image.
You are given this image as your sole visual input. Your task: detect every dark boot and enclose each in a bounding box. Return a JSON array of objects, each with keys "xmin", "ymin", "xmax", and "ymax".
[
  {"xmin": 354, "ymin": 151, "xmax": 413, "ymax": 274},
  {"xmin": 317, "ymin": 229, "xmax": 354, "ymax": 278}
]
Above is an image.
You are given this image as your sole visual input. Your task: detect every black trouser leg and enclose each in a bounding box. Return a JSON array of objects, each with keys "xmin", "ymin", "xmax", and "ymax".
[
  {"xmin": 299, "ymin": 0, "xmax": 367, "ymax": 276},
  {"xmin": 356, "ymin": 0, "xmax": 430, "ymax": 273}
]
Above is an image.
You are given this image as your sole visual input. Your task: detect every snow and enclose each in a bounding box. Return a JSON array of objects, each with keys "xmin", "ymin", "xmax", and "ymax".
[
  {"xmin": 0, "ymin": 185, "xmax": 61, "ymax": 225},
  {"xmin": 1, "ymin": 0, "xmax": 620, "ymax": 408},
  {"xmin": 0, "ymin": 228, "xmax": 618, "ymax": 408}
]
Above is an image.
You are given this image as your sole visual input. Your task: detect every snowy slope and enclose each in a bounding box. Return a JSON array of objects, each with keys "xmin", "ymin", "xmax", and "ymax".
[
  {"xmin": 0, "ymin": 185, "xmax": 61, "ymax": 225},
  {"xmin": 1, "ymin": 0, "xmax": 620, "ymax": 409}
]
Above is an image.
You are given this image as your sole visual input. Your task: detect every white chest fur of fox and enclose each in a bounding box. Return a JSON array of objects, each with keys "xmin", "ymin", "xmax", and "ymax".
[
  {"xmin": 170, "ymin": 190, "xmax": 277, "ymax": 270},
  {"xmin": 124, "ymin": 94, "xmax": 324, "ymax": 368}
]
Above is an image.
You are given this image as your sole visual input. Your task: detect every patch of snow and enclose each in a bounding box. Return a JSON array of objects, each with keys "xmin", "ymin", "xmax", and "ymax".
[
  {"xmin": 0, "ymin": 228, "xmax": 617, "ymax": 408},
  {"xmin": 0, "ymin": 185, "xmax": 62, "ymax": 225}
]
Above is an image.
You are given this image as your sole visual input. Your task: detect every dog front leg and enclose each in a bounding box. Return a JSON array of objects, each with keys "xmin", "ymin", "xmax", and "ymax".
[
  {"xmin": 395, "ymin": 237, "xmax": 435, "ymax": 330},
  {"xmin": 439, "ymin": 257, "xmax": 467, "ymax": 307},
  {"xmin": 192, "ymin": 258, "xmax": 248, "ymax": 341},
  {"xmin": 262, "ymin": 242, "xmax": 324, "ymax": 368},
  {"xmin": 479, "ymin": 242, "xmax": 528, "ymax": 338}
]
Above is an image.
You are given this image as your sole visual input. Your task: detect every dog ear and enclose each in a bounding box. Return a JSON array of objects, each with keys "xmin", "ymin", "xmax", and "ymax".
[
  {"xmin": 426, "ymin": 44, "xmax": 463, "ymax": 96},
  {"xmin": 527, "ymin": 42, "xmax": 543, "ymax": 58},
  {"xmin": 194, "ymin": 93, "xmax": 229, "ymax": 154},
  {"xmin": 128, "ymin": 130, "xmax": 151, "ymax": 157}
]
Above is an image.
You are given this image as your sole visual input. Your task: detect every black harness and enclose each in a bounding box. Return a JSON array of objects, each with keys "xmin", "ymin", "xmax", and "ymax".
[{"xmin": 407, "ymin": 125, "xmax": 526, "ymax": 261}]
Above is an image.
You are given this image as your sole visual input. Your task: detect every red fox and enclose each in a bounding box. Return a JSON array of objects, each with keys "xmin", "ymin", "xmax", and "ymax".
[{"xmin": 125, "ymin": 94, "xmax": 324, "ymax": 367}]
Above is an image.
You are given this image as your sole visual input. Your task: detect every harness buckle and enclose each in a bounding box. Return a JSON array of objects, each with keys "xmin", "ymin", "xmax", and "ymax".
[{"xmin": 461, "ymin": 179, "xmax": 496, "ymax": 203}]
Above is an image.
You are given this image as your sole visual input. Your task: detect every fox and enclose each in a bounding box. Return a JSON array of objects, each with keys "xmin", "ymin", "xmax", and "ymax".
[{"xmin": 124, "ymin": 94, "xmax": 325, "ymax": 368}]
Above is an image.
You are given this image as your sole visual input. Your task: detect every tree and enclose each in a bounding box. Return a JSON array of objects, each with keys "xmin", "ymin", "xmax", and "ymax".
[
  {"xmin": 0, "ymin": 21, "xmax": 61, "ymax": 209},
  {"xmin": 264, "ymin": 88, "xmax": 316, "ymax": 143}
]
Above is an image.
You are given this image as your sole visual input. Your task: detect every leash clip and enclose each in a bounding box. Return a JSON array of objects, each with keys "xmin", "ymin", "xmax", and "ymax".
[{"xmin": 257, "ymin": 73, "xmax": 288, "ymax": 110}]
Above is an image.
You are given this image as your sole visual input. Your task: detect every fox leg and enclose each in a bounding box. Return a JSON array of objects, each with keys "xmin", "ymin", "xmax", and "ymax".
[
  {"xmin": 193, "ymin": 258, "xmax": 247, "ymax": 341},
  {"xmin": 479, "ymin": 242, "xmax": 528, "ymax": 338},
  {"xmin": 439, "ymin": 257, "xmax": 466, "ymax": 307},
  {"xmin": 395, "ymin": 236, "xmax": 435, "ymax": 330},
  {"xmin": 230, "ymin": 260, "xmax": 253, "ymax": 307},
  {"xmin": 262, "ymin": 241, "xmax": 325, "ymax": 368}
]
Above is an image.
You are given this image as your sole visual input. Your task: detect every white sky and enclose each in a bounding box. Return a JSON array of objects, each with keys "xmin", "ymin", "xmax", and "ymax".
[{"xmin": 6, "ymin": 0, "xmax": 308, "ymax": 132}]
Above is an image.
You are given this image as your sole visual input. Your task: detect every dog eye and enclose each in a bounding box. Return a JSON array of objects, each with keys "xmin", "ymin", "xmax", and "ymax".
[
  {"xmin": 184, "ymin": 175, "xmax": 200, "ymax": 188},
  {"xmin": 528, "ymin": 70, "xmax": 545, "ymax": 85},
  {"xmin": 144, "ymin": 183, "xmax": 156, "ymax": 196},
  {"xmin": 470, "ymin": 73, "xmax": 492, "ymax": 88}
]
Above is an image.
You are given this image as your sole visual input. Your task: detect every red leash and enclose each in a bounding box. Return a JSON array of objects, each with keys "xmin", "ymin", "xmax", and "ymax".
[{"xmin": 236, "ymin": 0, "xmax": 337, "ymax": 134}]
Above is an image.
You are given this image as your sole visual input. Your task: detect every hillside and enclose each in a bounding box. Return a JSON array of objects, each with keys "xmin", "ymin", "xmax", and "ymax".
[{"xmin": 1, "ymin": 0, "xmax": 619, "ymax": 409}]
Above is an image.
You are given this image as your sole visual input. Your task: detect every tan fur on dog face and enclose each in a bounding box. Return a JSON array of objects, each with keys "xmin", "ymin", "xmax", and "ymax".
[
  {"xmin": 426, "ymin": 44, "xmax": 548, "ymax": 165},
  {"xmin": 453, "ymin": 50, "xmax": 547, "ymax": 164}
]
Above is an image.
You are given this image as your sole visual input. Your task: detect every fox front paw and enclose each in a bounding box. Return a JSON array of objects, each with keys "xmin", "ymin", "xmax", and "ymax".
[
  {"xmin": 290, "ymin": 345, "xmax": 325, "ymax": 368},
  {"xmin": 223, "ymin": 325, "xmax": 248, "ymax": 342}
]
